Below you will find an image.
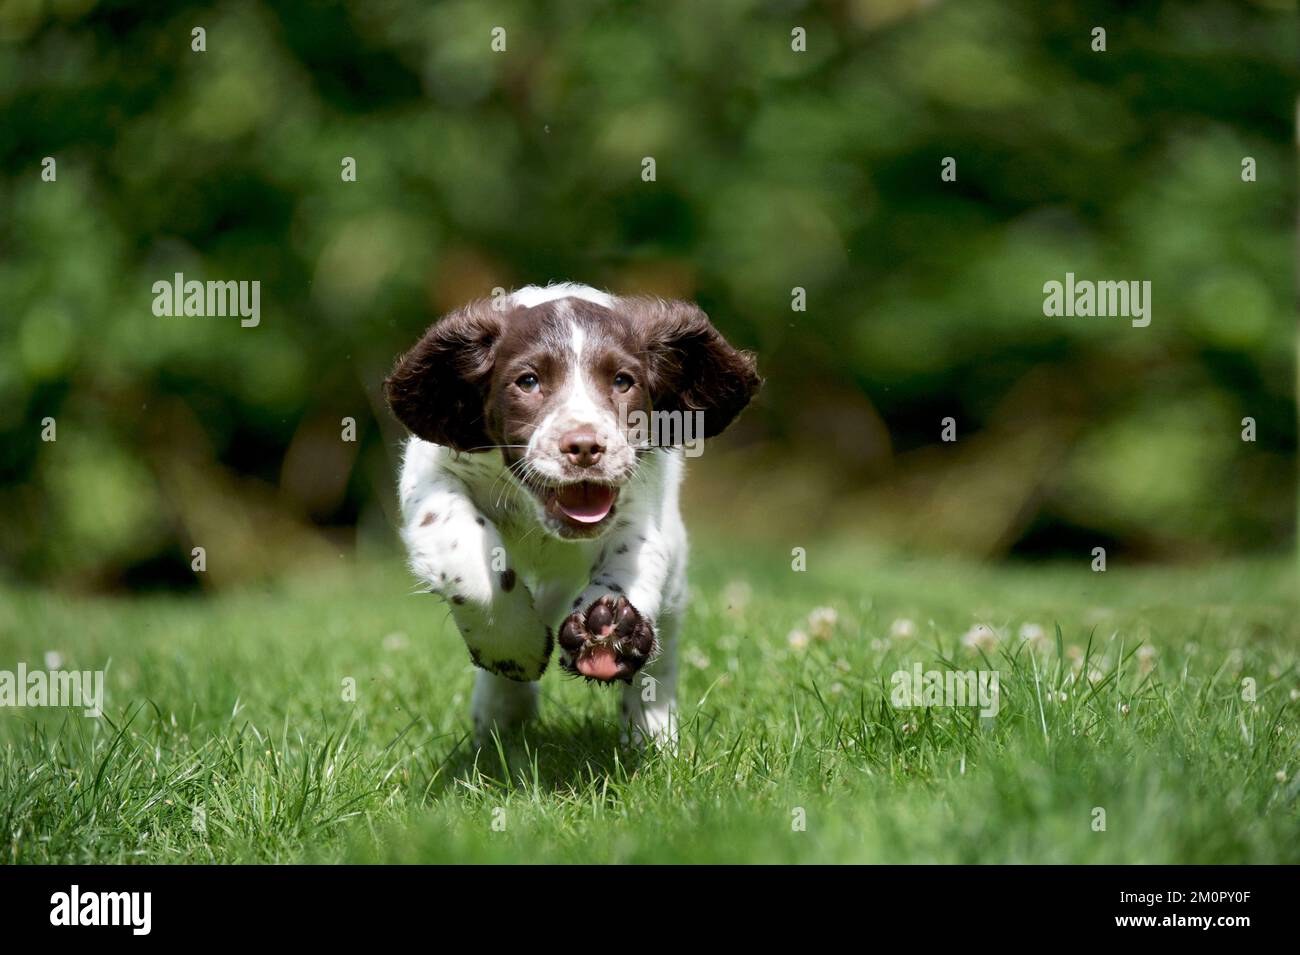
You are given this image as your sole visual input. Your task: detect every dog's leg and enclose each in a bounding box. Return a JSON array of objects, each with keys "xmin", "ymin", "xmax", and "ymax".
[
  {"xmin": 622, "ymin": 609, "xmax": 679, "ymax": 749},
  {"xmin": 559, "ymin": 525, "xmax": 680, "ymax": 741},
  {"xmin": 400, "ymin": 472, "xmax": 553, "ymax": 738},
  {"xmin": 471, "ymin": 671, "xmax": 540, "ymax": 741}
]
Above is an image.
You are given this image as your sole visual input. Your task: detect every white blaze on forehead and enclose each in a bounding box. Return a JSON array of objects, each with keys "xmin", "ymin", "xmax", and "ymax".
[
  {"xmin": 561, "ymin": 321, "xmax": 606, "ymax": 427},
  {"xmin": 524, "ymin": 320, "xmax": 613, "ymax": 460},
  {"xmin": 510, "ymin": 283, "xmax": 615, "ymax": 310}
]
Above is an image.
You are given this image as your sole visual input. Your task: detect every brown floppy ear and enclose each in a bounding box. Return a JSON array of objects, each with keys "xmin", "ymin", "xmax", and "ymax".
[
  {"xmin": 629, "ymin": 297, "xmax": 762, "ymax": 439},
  {"xmin": 384, "ymin": 299, "xmax": 504, "ymax": 451}
]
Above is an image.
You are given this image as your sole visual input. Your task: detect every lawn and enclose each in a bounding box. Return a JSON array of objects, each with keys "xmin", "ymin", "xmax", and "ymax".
[{"xmin": 1, "ymin": 544, "xmax": 1297, "ymax": 864}]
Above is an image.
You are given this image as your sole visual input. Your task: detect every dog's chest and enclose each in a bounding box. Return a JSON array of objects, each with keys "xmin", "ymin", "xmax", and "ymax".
[
  {"xmin": 447, "ymin": 450, "xmax": 599, "ymax": 595},
  {"xmin": 509, "ymin": 532, "xmax": 596, "ymax": 592}
]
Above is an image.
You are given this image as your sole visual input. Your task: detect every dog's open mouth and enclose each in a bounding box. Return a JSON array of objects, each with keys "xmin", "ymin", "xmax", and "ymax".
[{"xmin": 543, "ymin": 481, "xmax": 619, "ymax": 529}]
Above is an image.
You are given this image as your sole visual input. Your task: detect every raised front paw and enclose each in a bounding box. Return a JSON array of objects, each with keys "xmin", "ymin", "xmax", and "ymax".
[{"xmin": 558, "ymin": 595, "xmax": 656, "ymax": 684}]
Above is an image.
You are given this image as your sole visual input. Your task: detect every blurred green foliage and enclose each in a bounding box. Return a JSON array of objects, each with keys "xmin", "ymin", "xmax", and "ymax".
[{"xmin": 0, "ymin": 0, "xmax": 1295, "ymax": 588}]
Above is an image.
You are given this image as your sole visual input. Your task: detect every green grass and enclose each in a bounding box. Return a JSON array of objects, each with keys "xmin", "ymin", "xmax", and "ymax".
[{"xmin": 1, "ymin": 545, "xmax": 1297, "ymax": 864}]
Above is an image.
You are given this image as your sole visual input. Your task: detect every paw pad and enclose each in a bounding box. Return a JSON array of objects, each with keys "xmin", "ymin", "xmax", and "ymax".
[{"xmin": 558, "ymin": 594, "xmax": 655, "ymax": 684}]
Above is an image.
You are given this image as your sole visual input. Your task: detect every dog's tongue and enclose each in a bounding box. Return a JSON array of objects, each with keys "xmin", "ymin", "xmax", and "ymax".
[{"xmin": 555, "ymin": 482, "xmax": 615, "ymax": 523}]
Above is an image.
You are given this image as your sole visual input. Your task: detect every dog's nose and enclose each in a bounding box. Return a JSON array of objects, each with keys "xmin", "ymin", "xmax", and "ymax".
[{"xmin": 560, "ymin": 430, "xmax": 604, "ymax": 467}]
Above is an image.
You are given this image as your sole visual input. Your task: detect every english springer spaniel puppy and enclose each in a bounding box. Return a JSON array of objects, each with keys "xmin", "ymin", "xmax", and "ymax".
[{"xmin": 384, "ymin": 283, "xmax": 760, "ymax": 746}]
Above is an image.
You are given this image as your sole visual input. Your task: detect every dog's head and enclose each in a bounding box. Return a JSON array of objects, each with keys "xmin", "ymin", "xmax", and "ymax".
[{"xmin": 385, "ymin": 284, "xmax": 761, "ymax": 539}]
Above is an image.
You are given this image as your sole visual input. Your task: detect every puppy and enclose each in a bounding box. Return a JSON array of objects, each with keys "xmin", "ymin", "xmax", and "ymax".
[{"xmin": 384, "ymin": 284, "xmax": 760, "ymax": 746}]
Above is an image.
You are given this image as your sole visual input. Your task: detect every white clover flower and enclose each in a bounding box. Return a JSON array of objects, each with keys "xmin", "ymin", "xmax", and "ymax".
[
  {"xmin": 808, "ymin": 606, "xmax": 838, "ymax": 641},
  {"xmin": 961, "ymin": 624, "xmax": 998, "ymax": 654},
  {"xmin": 44, "ymin": 650, "xmax": 64, "ymax": 669},
  {"xmin": 890, "ymin": 618, "xmax": 917, "ymax": 639},
  {"xmin": 787, "ymin": 629, "xmax": 810, "ymax": 651},
  {"xmin": 1018, "ymin": 623, "xmax": 1047, "ymax": 647},
  {"xmin": 723, "ymin": 580, "xmax": 752, "ymax": 613}
]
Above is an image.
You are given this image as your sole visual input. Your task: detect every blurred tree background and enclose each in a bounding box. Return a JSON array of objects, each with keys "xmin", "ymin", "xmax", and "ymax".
[{"xmin": 0, "ymin": 0, "xmax": 1295, "ymax": 591}]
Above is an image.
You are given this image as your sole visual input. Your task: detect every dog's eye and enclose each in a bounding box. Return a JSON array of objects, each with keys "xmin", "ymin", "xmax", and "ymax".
[
  {"xmin": 516, "ymin": 373, "xmax": 541, "ymax": 394},
  {"xmin": 613, "ymin": 373, "xmax": 634, "ymax": 393}
]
